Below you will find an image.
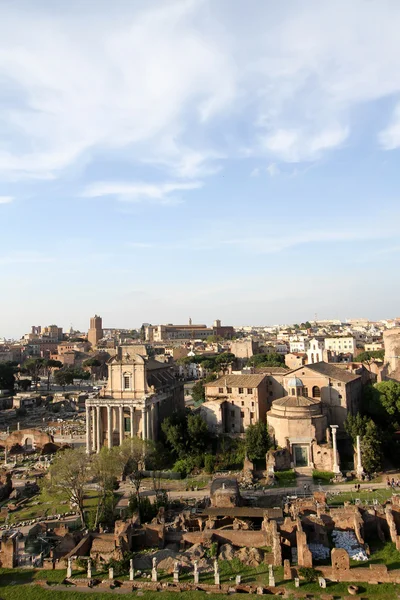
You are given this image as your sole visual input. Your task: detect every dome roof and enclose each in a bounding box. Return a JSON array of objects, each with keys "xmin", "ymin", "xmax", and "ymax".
[
  {"xmin": 287, "ymin": 377, "xmax": 303, "ymax": 387},
  {"xmin": 269, "ymin": 394, "xmax": 322, "ymax": 419}
]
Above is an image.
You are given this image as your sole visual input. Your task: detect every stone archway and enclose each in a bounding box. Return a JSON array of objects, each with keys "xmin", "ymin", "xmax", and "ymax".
[{"xmin": 23, "ymin": 437, "xmax": 34, "ymax": 450}]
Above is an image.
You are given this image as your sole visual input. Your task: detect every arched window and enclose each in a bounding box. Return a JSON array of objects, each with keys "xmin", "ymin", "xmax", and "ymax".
[
  {"xmin": 291, "ymin": 388, "xmax": 295, "ymax": 395},
  {"xmin": 312, "ymin": 385, "xmax": 321, "ymax": 398},
  {"xmin": 311, "ymin": 353, "xmax": 314, "ymax": 363}
]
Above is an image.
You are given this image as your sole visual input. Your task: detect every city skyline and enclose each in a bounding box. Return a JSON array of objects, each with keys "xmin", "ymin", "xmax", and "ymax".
[{"xmin": 1, "ymin": 1, "xmax": 400, "ymax": 336}]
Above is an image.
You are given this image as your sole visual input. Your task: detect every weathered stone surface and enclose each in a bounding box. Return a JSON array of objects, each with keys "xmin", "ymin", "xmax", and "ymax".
[{"xmin": 331, "ymin": 547, "xmax": 350, "ymax": 571}]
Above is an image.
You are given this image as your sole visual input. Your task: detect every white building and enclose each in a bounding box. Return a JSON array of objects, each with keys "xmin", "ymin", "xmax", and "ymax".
[{"xmin": 324, "ymin": 336, "xmax": 356, "ymax": 355}]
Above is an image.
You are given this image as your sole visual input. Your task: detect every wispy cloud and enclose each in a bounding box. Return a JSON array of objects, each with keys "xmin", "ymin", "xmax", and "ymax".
[
  {"xmin": 82, "ymin": 180, "xmax": 203, "ymax": 204},
  {"xmin": 379, "ymin": 104, "xmax": 400, "ymax": 150},
  {"xmin": 0, "ymin": 1, "xmax": 400, "ymax": 185},
  {"xmin": 0, "ymin": 196, "xmax": 13, "ymax": 204},
  {"xmin": 0, "ymin": 252, "xmax": 54, "ymax": 265}
]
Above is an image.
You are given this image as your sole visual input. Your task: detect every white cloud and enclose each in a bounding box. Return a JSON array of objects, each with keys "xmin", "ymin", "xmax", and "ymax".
[
  {"xmin": 379, "ymin": 104, "xmax": 400, "ymax": 150},
  {"xmin": 82, "ymin": 180, "xmax": 203, "ymax": 204},
  {"xmin": 0, "ymin": 196, "xmax": 13, "ymax": 204},
  {"xmin": 266, "ymin": 163, "xmax": 279, "ymax": 177},
  {"xmin": 0, "ymin": 0, "xmax": 399, "ymax": 182},
  {"xmin": 262, "ymin": 126, "xmax": 348, "ymax": 162},
  {"xmin": 0, "ymin": 252, "xmax": 54, "ymax": 265},
  {"xmin": 250, "ymin": 168, "xmax": 260, "ymax": 177}
]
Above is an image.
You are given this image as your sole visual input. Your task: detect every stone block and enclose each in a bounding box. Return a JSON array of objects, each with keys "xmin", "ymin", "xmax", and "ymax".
[{"xmin": 331, "ymin": 547, "xmax": 350, "ymax": 570}]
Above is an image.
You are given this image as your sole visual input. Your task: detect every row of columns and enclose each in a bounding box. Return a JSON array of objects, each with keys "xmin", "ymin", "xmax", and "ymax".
[{"xmin": 86, "ymin": 403, "xmax": 158, "ymax": 453}]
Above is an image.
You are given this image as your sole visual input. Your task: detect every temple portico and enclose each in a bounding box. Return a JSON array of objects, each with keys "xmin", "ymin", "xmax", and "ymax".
[
  {"xmin": 85, "ymin": 399, "xmax": 159, "ymax": 453},
  {"xmin": 85, "ymin": 348, "xmax": 184, "ymax": 453}
]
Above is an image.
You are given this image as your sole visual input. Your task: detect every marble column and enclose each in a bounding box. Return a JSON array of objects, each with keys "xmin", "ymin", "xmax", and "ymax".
[
  {"xmin": 356, "ymin": 435, "xmax": 364, "ymax": 477},
  {"xmin": 92, "ymin": 408, "xmax": 97, "ymax": 452},
  {"xmin": 96, "ymin": 406, "xmax": 101, "ymax": 453},
  {"xmin": 119, "ymin": 405, "xmax": 124, "ymax": 445},
  {"xmin": 147, "ymin": 407, "xmax": 152, "ymax": 441},
  {"xmin": 86, "ymin": 406, "xmax": 91, "ymax": 454},
  {"xmin": 330, "ymin": 425, "xmax": 341, "ymax": 474},
  {"xmin": 143, "ymin": 408, "xmax": 148, "ymax": 440},
  {"xmin": 130, "ymin": 407, "xmax": 134, "ymax": 438},
  {"xmin": 107, "ymin": 405, "xmax": 112, "ymax": 448}
]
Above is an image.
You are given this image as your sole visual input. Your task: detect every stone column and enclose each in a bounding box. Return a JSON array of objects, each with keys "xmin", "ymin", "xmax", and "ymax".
[
  {"xmin": 91, "ymin": 407, "xmax": 97, "ymax": 453},
  {"xmin": 143, "ymin": 408, "xmax": 148, "ymax": 440},
  {"xmin": 86, "ymin": 406, "xmax": 91, "ymax": 454},
  {"xmin": 330, "ymin": 425, "xmax": 341, "ymax": 474},
  {"xmin": 130, "ymin": 406, "xmax": 134, "ymax": 438},
  {"xmin": 96, "ymin": 406, "xmax": 101, "ymax": 453},
  {"xmin": 146, "ymin": 407, "xmax": 152, "ymax": 441},
  {"xmin": 356, "ymin": 435, "xmax": 364, "ymax": 478},
  {"xmin": 107, "ymin": 405, "xmax": 112, "ymax": 448},
  {"xmin": 119, "ymin": 405, "xmax": 124, "ymax": 445}
]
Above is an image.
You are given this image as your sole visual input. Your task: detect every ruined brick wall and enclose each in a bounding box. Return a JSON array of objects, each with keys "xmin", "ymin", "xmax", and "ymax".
[
  {"xmin": 5, "ymin": 428, "xmax": 53, "ymax": 451},
  {"xmin": 296, "ymin": 520, "xmax": 312, "ymax": 568},
  {"xmin": 0, "ymin": 537, "xmax": 16, "ymax": 568}
]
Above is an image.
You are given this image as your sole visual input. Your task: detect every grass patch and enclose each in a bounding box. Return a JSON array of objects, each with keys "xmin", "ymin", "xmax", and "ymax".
[
  {"xmin": 272, "ymin": 469, "xmax": 296, "ymax": 487},
  {"xmin": 327, "ymin": 489, "xmax": 393, "ymax": 506},
  {"xmin": 312, "ymin": 470, "xmax": 334, "ymax": 483}
]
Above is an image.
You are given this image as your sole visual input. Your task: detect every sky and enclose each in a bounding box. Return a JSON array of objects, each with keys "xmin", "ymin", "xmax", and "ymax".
[{"xmin": 1, "ymin": 0, "xmax": 400, "ymax": 338}]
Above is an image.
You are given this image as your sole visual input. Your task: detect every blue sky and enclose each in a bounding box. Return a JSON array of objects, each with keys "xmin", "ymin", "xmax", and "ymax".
[{"xmin": 1, "ymin": 0, "xmax": 400, "ymax": 338}]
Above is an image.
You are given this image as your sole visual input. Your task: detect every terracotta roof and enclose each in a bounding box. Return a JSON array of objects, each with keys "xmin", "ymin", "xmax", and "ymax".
[
  {"xmin": 206, "ymin": 374, "xmax": 267, "ymax": 388},
  {"xmin": 304, "ymin": 361, "xmax": 361, "ymax": 383},
  {"xmin": 273, "ymin": 395, "xmax": 320, "ymax": 407},
  {"xmin": 255, "ymin": 367, "xmax": 288, "ymax": 374}
]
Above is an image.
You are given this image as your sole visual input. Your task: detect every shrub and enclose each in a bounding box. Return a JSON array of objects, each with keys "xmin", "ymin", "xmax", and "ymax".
[
  {"xmin": 274, "ymin": 469, "xmax": 296, "ymax": 483},
  {"xmin": 204, "ymin": 454, "xmax": 216, "ymax": 474},
  {"xmin": 312, "ymin": 470, "xmax": 334, "ymax": 482},
  {"xmin": 298, "ymin": 567, "xmax": 322, "ymax": 583}
]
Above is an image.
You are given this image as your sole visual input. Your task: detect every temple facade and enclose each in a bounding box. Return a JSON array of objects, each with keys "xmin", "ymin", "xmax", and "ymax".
[{"xmin": 85, "ymin": 348, "xmax": 184, "ymax": 452}]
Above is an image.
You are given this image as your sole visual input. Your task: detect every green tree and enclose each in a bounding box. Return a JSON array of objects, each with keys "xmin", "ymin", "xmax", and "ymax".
[
  {"xmin": 48, "ymin": 448, "xmax": 91, "ymax": 527},
  {"xmin": 161, "ymin": 410, "xmax": 211, "ymax": 459},
  {"xmin": 0, "ymin": 362, "xmax": 19, "ymax": 390},
  {"xmin": 245, "ymin": 421, "xmax": 270, "ymax": 461},
  {"xmin": 43, "ymin": 359, "xmax": 63, "ymax": 390},
  {"xmin": 356, "ymin": 350, "xmax": 385, "ymax": 363},
  {"xmin": 344, "ymin": 413, "xmax": 370, "ymax": 442},
  {"xmin": 248, "ymin": 353, "xmax": 285, "ymax": 368},
  {"xmin": 187, "ymin": 413, "xmax": 210, "ymax": 455},
  {"xmin": 91, "ymin": 445, "xmax": 124, "ymax": 528},
  {"xmin": 191, "ymin": 380, "xmax": 205, "ymax": 404},
  {"xmin": 21, "ymin": 358, "xmax": 44, "ymax": 390},
  {"xmin": 361, "ymin": 420, "xmax": 383, "ymax": 474}
]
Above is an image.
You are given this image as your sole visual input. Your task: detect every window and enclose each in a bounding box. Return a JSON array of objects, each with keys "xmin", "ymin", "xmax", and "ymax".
[
  {"xmin": 124, "ymin": 375, "xmax": 130, "ymax": 390},
  {"xmin": 337, "ymin": 382, "xmax": 341, "ymax": 387},
  {"xmin": 312, "ymin": 386, "xmax": 321, "ymax": 398},
  {"xmin": 303, "ymin": 387, "xmax": 308, "ymax": 396},
  {"xmin": 247, "ymin": 388, "xmax": 253, "ymax": 394},
  {"xmin": 239, "ymin": 387, "xmax": 244, "ymax": 394},
  {"xmin": 240, "ymin": 411, "xmax": 244, "ymax": 418},
  {"xmin": 291, "ymin": 388, "xmax": 295, "ymax": 395},
  {"xmin": 338, "ymin": 394, "xmax": 342, "ymax": 399},
  {"xmin": 227, "ymin": 387, "xmax": 232, "ymax": 393},
  {"xmin": 218, "ymin": 387, "xmax": 224, "ymax": 393},
  {"xmin": 241, "ymin": 401, "xmax": 244, "ymax": 406},
  {"xmin": 250, "ymin": 412, "xmax": 254, "ymax": 420}
]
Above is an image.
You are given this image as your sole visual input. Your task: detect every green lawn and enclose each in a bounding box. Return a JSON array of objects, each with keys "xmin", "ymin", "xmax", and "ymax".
[
  {"xmin": 0, "ymin": 567, "xmax": 400, "ymax": 600},
  {"xmin": 4, "ymin": 489, "xmax": 101, "ymax": 525},
  {"xmin": 327, "ymin": 488, "xmax": 393, "ymax": 506}
]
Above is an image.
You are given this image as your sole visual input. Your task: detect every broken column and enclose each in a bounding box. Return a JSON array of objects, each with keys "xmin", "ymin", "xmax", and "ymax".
[
  {"xmin": 152, "ymin": 557, "xmax": 158, "ymax": 582},
  {"xmin": 194, "ymin": 560, "xmax": 199, "ymax": 584},
  {"xmin": 214, "ymin": 559, "xmax": 220, "ymax": 585},
  {"xmin": 66, "ymin": 557, "xmax": 72, "ymax": 578},
  {"xmin": 356, "ymin": 435, "xmax": 364, "ymax": 478},
  {"xmin": 87, "ymin": 559, "xmax": 92, "ymax": 579},
  {"xmin": 109, "ymin": 567, "xmax": 114, "ymax": 580},
  {"xmin": 130, "ymin": 559, "xmax": 135, "ymax": 581},
  {"xmin": 330, "ymin": 425, "xmax": 341, "ymax": 474},
  {"xmin": 268, "ymin": 564, "xmax": 275, "ymax": 587},
  {"xmin": 173, "ymin": 561, "xmax": 179, "ymax": 583}
]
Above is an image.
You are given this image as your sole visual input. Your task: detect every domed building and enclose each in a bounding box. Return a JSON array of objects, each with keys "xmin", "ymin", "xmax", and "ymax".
[{"xmin": 267, "ymin": 377, "xmax": 328, "ymax": 468}]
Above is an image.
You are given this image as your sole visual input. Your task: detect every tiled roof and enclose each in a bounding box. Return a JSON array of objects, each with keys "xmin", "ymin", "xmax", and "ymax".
[
  {"xmin": 273, "ymin": 395, "xmax": 320, "ymax": 407},
  {"xmin": 205, "ymin": 374, "xmax": 267, "ymax": 388},
  {"xmin": 303, "ymin": 361, "xmax": 360, "ymax": 383}
]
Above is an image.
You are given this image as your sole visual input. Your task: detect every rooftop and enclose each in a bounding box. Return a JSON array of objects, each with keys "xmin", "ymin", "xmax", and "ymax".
[
  {"xmin": 304, "ymin": 361, "xmax": 361, "ymax": 383},
  {"xmin": 273, "ymin": 395, "xmax": 320, "ymax": 408},
  {"xmin": 206, "ymin": 374, "xmax": 267, "ymax": 389}
]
